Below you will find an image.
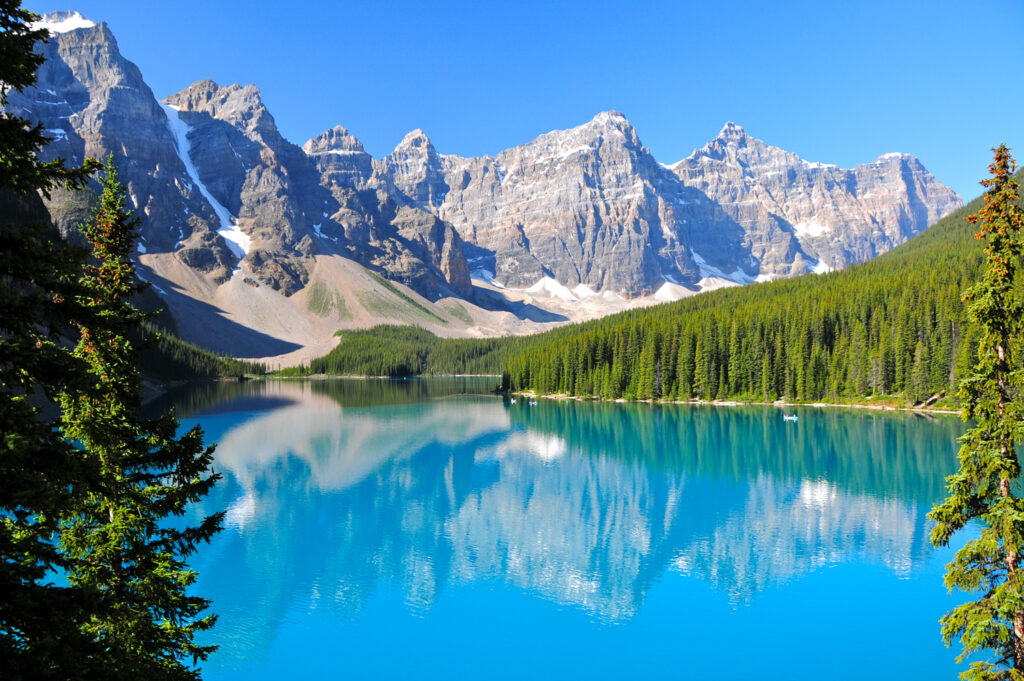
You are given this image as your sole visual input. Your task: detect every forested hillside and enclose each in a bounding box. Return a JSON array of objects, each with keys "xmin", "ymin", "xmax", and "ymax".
[
  {"xmin": 500, "ymin": 172, "xmax": 1019, "ymax": 404},
  {"xmin": 139, "ymin": 322, "xmax": 265, "ymax": 381},
  {"xmin": 296, "ymin": 325, "xmax": 523, "ymax": 377}
]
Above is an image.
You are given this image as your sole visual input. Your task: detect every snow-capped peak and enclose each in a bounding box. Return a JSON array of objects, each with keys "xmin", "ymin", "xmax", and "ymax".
[
  {"xmin": 591, "ymin": 110, "xmax": 629, "ymax": 125},
  {"xmin": 31, "ymin": 11, "xmax": 96, "ymax": 34}
]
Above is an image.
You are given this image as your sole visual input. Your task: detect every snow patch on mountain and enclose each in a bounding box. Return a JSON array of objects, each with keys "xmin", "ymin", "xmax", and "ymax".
[
  {"xmin": 811, "ymin": 260, "xmax": 834, "ymax": 274},
  {"xmin": 654, "ymin": 282, "xmax": 695, "ymax": 302},
  {"xmin": 161, "ymin": 103, "xmax": 251, "ymax": 261},
  {"xmin": 697, "ymin": 276, "xmax": 742, "ymax": 292},
  {"xmin": 471, "ymin": 268, "xmax": 502, "ymax": 288},
  {"xmin": 573, "ymin": 284, "xmax": 597, "ymax": 298},
  {"xmin": 793, "ymin": 221, "xmax": 831, "ymax": 237},
  {"xmin": 691, "ymin": 250, "xmax": 756, "ymax": 285},
  {"xmin": 31, "ymin": 11, "xmax": 96, "ymax": 34},
  {"xmin": 526, "ymin": 276, "xmax": 579, "ymax": 301}
]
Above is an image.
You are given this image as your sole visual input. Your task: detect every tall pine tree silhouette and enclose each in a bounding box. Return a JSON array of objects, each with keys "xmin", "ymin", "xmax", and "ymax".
[
  {"xmin": 0, "ymin": 2, "xmax": 99, "ymax": 675},
  {"xmin": 930, "ymin": 145, "xmax": 1024, "ymax": 681},
  {"xmin": 60, "ymin": 155, "xmax": 223, "ymax": 680}
]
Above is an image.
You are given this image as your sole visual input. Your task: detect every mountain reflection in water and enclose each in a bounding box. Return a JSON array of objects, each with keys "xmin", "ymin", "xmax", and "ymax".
[{"xmin": 178, "ymin": 379, "xmax": 961, "ymax": 669}]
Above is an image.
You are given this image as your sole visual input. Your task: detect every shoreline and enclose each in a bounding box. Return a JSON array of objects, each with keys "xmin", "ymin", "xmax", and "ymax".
[
  {"xmin": 220, "ymin": 373, "xmax": 960, "ymax": 416},
  {"xmin": 510, "ymin": 390, "xmax": 961, "ymax": 416},
  {"xmin": 267, "ymin": 373, "xmax": 502, "ymax": 380}
]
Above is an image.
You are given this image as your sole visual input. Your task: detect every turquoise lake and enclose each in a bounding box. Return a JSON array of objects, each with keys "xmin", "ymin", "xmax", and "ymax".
[{"xmin": 164, "ymin": 378, "xmax": 970, "ymax": 679}]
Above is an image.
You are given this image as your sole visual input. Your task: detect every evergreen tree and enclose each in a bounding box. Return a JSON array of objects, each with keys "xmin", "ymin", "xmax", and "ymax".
[
  {"xmin": 0, "ymin": 2, "xmax": 99, "ymax": 675},
  {"xmin": 59, "ymin": 156, "xmax": 223, "ymax": 680},
  {"xmin": 929, "ymin": 145, "xmax": 1024, "ymax": 680}
]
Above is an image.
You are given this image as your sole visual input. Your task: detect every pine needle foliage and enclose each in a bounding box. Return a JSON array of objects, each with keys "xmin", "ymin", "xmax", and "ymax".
[
  {"xmin": 59, "ymin": 156, "xmax": 223, "ymax": 680},
  {"xmin": 929, "ymin": 145, "xmax": 1024, "ymax": 680},
  {"xmin": 0, "ymin": 2, "xmax": 99, "ymax": 675}
]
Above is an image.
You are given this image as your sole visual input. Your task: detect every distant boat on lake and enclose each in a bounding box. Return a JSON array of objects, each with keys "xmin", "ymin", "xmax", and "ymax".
[{"xmin": 783, "ymin": 414, "xmax": 798, "ymax": 422}]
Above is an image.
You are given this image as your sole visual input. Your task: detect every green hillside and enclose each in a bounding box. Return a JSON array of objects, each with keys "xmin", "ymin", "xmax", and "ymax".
[
  {"xmin": 290, "ymin": 324, "xmax": 528, "ymax": 377},
  {"xmin": 139, "ymin": 321, "xmax": 266, "ymax": 382}
]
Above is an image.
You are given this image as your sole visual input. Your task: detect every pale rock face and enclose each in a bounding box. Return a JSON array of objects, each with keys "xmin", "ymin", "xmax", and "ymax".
[
  {"xmin": 375, "ymin": 130, "xmax": 450, "ymax": 208},
  {"xmin": 671, "ymin": 123, "xmax": 962, "ymax": 272},
  {"xmin": 370, "ymin": 112, "xmax": 750, "ymax": 295}
]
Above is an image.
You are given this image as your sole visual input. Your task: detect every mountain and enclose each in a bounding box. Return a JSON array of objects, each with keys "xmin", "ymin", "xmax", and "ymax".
[
  {"xmin": 372, "ymin": 112, "xmax": 714, "ymax": 295},
  {"xmin": 9, "ymin": 11, "xmax": 962, "ymax": 362},
  {"xmin": 363, "ymin": 114, "xmax": 960, "ymax": 296}
]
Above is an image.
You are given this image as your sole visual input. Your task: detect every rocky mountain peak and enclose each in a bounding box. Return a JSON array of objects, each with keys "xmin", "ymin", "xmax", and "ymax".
[
  {"xmin": 670, "ymin": 123, "xmax": 961, "ymax": 278},
  {"xmin": 303, "ymin": 125, "xmax": 366, "ymax": 155},
  {"xmin": 589, "ymin": 109, "xmax": 630, "ymax": 128},
  {"xmin": 578, "ymin": 110, "xmax": 640, "ymax": 143},
  {"xmin": 165, "ymin": 80, "xmax": 281, "ymax": 148},
  {"xmin": 509, "ymin": 110, "xmax": 646, "ymax": 169},
  {"xmin": 378, "ymin": 128, "xmax": 448, "ymax": 207},
  {"xmin": 684, "ymin": 122, "xmax": 800, "ymax": 172},
  {"xmin": 304, "ymin": 125, "xmax": 374, "ymax": 190},
  {"xmin": 717, "ymin": 120, "xmax": 747, "ymax": 138},
  {"xmin": 394, "ymin": 129, "xmax": 434, "ymax": 152}
]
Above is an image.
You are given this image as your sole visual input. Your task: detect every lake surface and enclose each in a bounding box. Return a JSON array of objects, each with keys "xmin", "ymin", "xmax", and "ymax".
[{"xmin": 168, "ymin": 378, "xmax": 969, "ymax": 680}]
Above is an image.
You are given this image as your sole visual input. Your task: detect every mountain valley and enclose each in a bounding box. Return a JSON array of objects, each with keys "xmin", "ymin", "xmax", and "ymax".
[{"xmin": 9, "ymin": 11, "xmax": 962, "ymax": 363}]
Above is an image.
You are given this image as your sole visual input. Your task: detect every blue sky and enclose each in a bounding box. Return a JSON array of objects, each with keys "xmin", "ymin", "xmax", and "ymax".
[{"xmin": 24, "ymin": 0, "xmax": 1024, "ymax": 200}]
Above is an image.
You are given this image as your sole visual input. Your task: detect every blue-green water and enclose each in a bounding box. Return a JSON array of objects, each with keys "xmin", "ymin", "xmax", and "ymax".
[{"xmin": 170, "ymin": 378, "xmax": 968, "ymax": 679}]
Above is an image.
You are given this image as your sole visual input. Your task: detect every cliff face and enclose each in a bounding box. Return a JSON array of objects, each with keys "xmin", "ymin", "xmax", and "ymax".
[{"xmin": 435, "ymin": 112, "xmax": 730, "ymax": 295}]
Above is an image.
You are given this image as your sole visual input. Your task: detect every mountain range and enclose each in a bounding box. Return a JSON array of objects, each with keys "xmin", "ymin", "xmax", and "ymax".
[{"xmin": 8, "ymin": 11, "xmax": 961, "ymax": 362}]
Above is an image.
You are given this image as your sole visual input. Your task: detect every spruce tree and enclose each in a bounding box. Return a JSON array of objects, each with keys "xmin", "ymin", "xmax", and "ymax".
[
  {"xmin": 0, "ymin": 2, "xmax": 99, "ymax": 675},
  {"xmin": 929, "ymin": 145, "xmax": 1024, "ymax": 680},
  {"xmin": 59, "ymin": 156, "xmax": 223, "ymax": 680}
]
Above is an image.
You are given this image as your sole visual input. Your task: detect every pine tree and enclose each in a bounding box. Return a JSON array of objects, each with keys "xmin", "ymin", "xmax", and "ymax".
[
  {"xmin": 0, "ymin": 2, "xmax": 100, "ymax": 675},
  {"xmin": 929, "ymin": 145, "xmax": 1024, "ymax": 680},
  {"xmin": 59, "ymin": 156, "xmax": 223, "ymax": 680}
]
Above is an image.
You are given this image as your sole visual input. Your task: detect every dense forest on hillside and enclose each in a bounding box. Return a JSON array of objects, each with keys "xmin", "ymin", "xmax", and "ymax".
[
  {"xmin": 296, "ymin": 325, "xmax": 527, "ymax": 377},
  {"xmin": 139, "ymin": 321, "xmax": 265, "ymax": 381},
  {"xmin": 300, "ymin": 170, "xmax": 1019, "ymax": 406}
]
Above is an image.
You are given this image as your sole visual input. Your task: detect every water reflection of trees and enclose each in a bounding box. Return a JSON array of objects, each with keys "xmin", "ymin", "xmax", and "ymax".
[
  {"xmin": 153, "ymin": 376, "xmax": 500, "ymax": 418},
  {"xmin": 183, "ymin": 383, "xmax": 961, "ymax": 665},
  {"xmin": 510, "ymin": 401, "xmax": 960, "ymax": 505}
]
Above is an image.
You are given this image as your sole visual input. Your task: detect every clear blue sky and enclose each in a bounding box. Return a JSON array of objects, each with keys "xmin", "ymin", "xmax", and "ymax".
[{"xmin": 24, "ymin": 0, "xmax": 1024, "ymax": 200}]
